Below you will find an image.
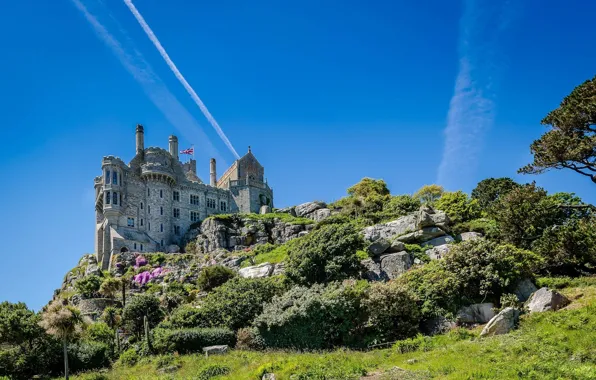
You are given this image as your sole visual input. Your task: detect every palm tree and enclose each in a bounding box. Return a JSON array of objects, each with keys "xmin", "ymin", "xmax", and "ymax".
[{"xmin": 39, "ymin": 301, "xmax": 86, "ymax": 380}]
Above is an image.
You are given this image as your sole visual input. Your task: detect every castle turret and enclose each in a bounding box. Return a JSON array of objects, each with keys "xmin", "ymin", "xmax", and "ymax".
[
  {"xmin": 169, "ymin": 135, "xmax": 178, "ymax": 161},
  {"xmin": 136, "ymin": 124, "xmax": 145, "ymax": 156},
  {"xmin": 210, "ymin": 158, "xmax": 217, "ymax": 186}
]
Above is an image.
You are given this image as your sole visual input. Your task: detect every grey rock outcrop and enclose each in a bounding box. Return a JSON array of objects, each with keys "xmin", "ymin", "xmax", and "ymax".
[
  {"xmin": 367, "ymin": 238, "xmax": 391, "ymax": 256},
  {"xmin": 203, "ymin": 345, "xmax": 228, "ymax": 357},
  {"xmin": 457, "ymin": 303, "xmax": 496, "ymax": 324},
  {"xmin": 425, "ymin": 244, "xmax": 451, "ymax": 260},
  {"xmin": 362, "ymin": 207, "xmax": 451, "ymax": 247},
  {"xmin": 362, "ymin": 251, "xmax": 412, "ymax": 281},
  {"xmin": 526, "ymin": 287, "xmax": 570, "ymax": 313},
  {"xmin": 421, "ymin": 316, "xmax": 457, "ymax": 336},
  {"xmin": 311, "ymin": 208, "xmax": 331, "ymax": 222},
  {"xmin": 514, "ymin": 279, "xmax": 538, "ymax": 302},
  {"xmin": 295, "ymin": 201, "xmax": 325, "ymax": 217},
  {"xmin": 480, "ymin": 307, "xmax": 520, "ymax": 337},
  {"xmin": 423, "ymin": 235, "xmax": 455, "ymax": 247},
  {"xmin": 238, "ymin": 263, "xmax": 275, "ymax": 279},
  {"xmin": 457, "ymin": 232, "xmax": 483, "ymax": 241}
]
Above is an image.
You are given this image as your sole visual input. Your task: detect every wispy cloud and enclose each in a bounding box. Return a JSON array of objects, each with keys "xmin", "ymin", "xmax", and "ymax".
[
  {"xmin": 70, "ymin": 0, "xmax": 228, "ymax": 169},
  {"xmin": 123, "ymin": 0, "xmax": 240, "ymax": 159},
  {"xmin": 437, "ymin": 0, "xmax": 519, "ymax": 189}
]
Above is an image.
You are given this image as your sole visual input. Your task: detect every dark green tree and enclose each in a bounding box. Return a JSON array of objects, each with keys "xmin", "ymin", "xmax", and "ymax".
[
  {"xmin": 121, "ymin": 294, "xmax": 164, "ymax": 338},
  {"xmin": 435, "ymin": 191, "xmax": 481, "ymax": 224},
  {"xmin": 196, "ymin": 265, "xmax": 237, "ymax": 291},
  {"xmin": 519, "ymin": 76, "xmax": 596, "ymax": 184},
  {"xmin": 471, "ymin": 177, "xmax": 520, "ymax": 213}
]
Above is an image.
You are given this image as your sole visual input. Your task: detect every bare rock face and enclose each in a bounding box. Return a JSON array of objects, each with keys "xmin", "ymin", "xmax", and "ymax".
[
  {"xmin": 526, "ymin": 287, "xmax": 570, "ymax": 313},
  {"xmin": 457, "ymin": 303, "xmax": 496, "ymax": 324},
  {"xmin": 423, "ymin": 235, "xmax": 455, "ymax": 247},
  {"xmin": 362, "ymin": 207, "xmax": 451, "ymax": 246},
  {"xmin": 480, "ymin": 307, "xmax": 520, "ymax": 337},
  {"xmin": 362, "ymin": 252, "xmax": 412, "ymax": 281},
  {"xmin": 425, "ymin": 244, "xmax": 451, "ymax": 260},
  {"xmin": 295, "ymin": 201, "xmax": 325, "ymax": 217},
  {"xmin": 457, "ymin": 232, "xmax": 483, "ymax": 241},
  {"xmin": 238, "ymin": 263, "xmax": 274, "ymax": 279},
  {"xmin": 514, "ymin": 279, "xmax": 538, "ymax": 302}
]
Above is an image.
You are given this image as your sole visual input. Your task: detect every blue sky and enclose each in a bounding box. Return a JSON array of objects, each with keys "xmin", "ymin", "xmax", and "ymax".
[{"xmin": 0, "ymin": 0, "xmax": 594, "ymax": 310}]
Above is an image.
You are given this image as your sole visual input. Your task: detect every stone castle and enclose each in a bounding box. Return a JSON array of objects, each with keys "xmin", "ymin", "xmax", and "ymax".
[{"xmin": 94, "ymin": 125, "xmax": 274, "ymax": 269}]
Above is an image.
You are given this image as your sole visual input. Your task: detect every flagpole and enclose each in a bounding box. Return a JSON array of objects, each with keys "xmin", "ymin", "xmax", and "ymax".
[{"xmin": 192, "ymin": 144, "xmax": 194, "ymax": 161}]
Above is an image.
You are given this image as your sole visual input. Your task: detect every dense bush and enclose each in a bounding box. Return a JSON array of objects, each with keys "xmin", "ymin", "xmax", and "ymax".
[
  {"xmin": 196, "ymin": 265, "xmax": 236, "ymax": 291},
  {"xmin": 235, "ymin": 327, "xmax": 265, "ymax": 350},
  {"xmin": 122, "ymin": 294, "xmax": 165, "ymax": 337},
  {"xmin": 285, "ymin": 224, "xmax": 364, "ymax": 285},
  {"xmin": 399, "ymin": 239, "xmax": 541, "ymax": 319},
  {"xmin": 67, "ymin": 341, "xmax": 111, "ymax": 373},
  {"xmin": 413, "ymin": 184, "xmax": 444, "ymax": 205},
  {"xmin": 161, "ymin": 277, "xmax": 286, "ymax": 331},
  {"xmin": 471, "ymin": 177, "xmax": 520, "ymax": 214},
  {"xmin": 116, "ymin": 348, "xmax": 139, "ymax": 367},
  {"xmin": 363, "ymin": 282, "xmax": 420, "ymax": 344},
  {"xmin": 531, "ymin": 217, "xmax": 596, "ymax": 275},
  {"xmin": 434, "ymin": 191, "xmax": 481, "ymax": 224},
  {"xmin": 85, "ymin": 322, "xmax": 115, "ymax": 349},
  {"xmin": 253, "ymin": 282, "xmax": 367, "ymax": 349},
  {"xmin": 452, "ymin": 218, "xmax": 499, "ymax": 239},
  {"xmin": 75, "ymin": 275, "xmax": 103, "ymax": 298},
  {"xmin": 153, "ymin": 327, "xmax": 236, "ymax": 354}
]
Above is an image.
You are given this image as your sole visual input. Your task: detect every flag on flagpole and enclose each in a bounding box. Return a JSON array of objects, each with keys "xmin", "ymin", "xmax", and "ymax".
[{"xmin": 180, "ymin": 147, "xmax": 194, "ymax": 155}]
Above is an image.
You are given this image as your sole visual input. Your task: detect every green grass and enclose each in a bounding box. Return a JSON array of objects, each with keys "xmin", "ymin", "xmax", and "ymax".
[{"xmin": 72, "ymin": 278, "xmax": 596, "ymax": 379}]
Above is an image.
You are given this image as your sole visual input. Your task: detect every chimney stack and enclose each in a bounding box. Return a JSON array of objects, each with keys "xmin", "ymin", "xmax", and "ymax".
[
  {"xmin": 210, "ymin": 158, "xmax": 217, "ymax": 187},
  {"xmin": 169, "ymin": 135, "xmax": 178, "ymax": 160},
  {"xmin": 135, "ymin": 124, "xmax": 144, "ymax": 156}
]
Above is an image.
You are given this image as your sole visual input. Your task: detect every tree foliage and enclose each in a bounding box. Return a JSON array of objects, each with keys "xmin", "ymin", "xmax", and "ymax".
[
  {"xmin": 519, "ymin": 76, "xmax": 596, "ymax": 184},
  {"xmin": 75, "ymin": 275, "xmax": 103, "ymax": 298},
  {"xmin": 285, "ymin": 224, "xmax": 364, "ymax": 285},
  {"xmin": 121, "ymin": 294, "xmax": 164, "ymax": 337},
  {"xmin": 413, "ymin": 184, "xmax": 444, "ymax": 205},
  {"xmin": 196, "ymin": 265, "xmax": 237, "ymax": 291},
  {"xmin": 434, "ymin": 191, "xmax": 481, "ymax": 224},
  {"xmin": 471, "ymin": 177, "xmax": 520, "ymax": 213}
]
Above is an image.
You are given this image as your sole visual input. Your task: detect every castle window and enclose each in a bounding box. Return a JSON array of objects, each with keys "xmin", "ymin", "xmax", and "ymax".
[
  {"xmin": 112, "ymin": 172, "xmax": 118, "ymax": 185},
  {"xmin": 220, "ymin": 201, "xmax": 227, "ymax": 212},
  {"xmin": 173, "ymin": 208, "xmax": 180, "ymax": 218},
  {"xmin": 127, "ymin": 218, "xmax": 135, "ymax": 227},
  {"xmin": 207, "ymin": 198, "xmax": 216, "ymax": 209},
  {"xmin": 161, "ymin": 240, "xmax": 164, "ymax": 247},
  {"xmin": 105, "ymin": 170, "xmax": 111, "ymax": 184},
  {"xmin": 148, "ymin": 222, "xmax": 151, "ymax": 231},
  {"xmin": 148, "ymin": 205, "xmax": 151, "ymax": 214},
  {"xmin": 140, "ymin": 219, "xmax": 144, "ymax": 226},
  {"xmin": 190, "ymin": 194, "xmax": 199, "ymax": 205},
  {"xmin": 141, "ymin": 202, "xmax": 143, "ymax": 210},
  {"xmin": 160, "ymin": 207, "xmax": 163, "ymax": 216},
  {"xmin": 134, "ymin": 243, "xmax": 137, "ymax": 250},
  {"xmin": 113, "ymin": 192, "xmax": 118, "ymax": 205},
  {"xmin": 160, "ymin": 224, "xmax": 163, "ymax": 232},
  {"xmin": 120, "ymin": 193, "xmax": 122, "ymax": 205},
  {"xmin": 190, "ymin": 211, "xmax": 200, "ymax": 222},
  {"xmin": 140, "ymin": 244, "xmax": 144, "ymax": 251},
  {"xmin": 174, "ymin": 225, "xmax": 180, "ymax": 235},
  {"xmin": 106, "ymin": 192, "xmax": 111, "ymax": 204},
  {"xmin": 160, "ymin": 190, "xmax": 163, "ymax": 198},
  {"xmin": 147, "ymin": 188, "xmax": 150, "ymax": 196},
  {"xmin": 173, "ymin": 191, "xmax": 180, "ymax": 201}
]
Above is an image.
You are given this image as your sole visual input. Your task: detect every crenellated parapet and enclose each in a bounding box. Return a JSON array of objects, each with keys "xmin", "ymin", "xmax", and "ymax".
[
  {"xmin": 141, "ymin": 162, "xmax": 176, "ymax": 186},
  {"xmin": 101, "ymin": 156, "xmax": 127, "ymax": 168}
]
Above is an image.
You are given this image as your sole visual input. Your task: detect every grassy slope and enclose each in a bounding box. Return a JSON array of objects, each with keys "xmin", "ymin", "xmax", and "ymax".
[{"xmin": 74, "ymin": 277, "xmax": 596, "ymax": 380}]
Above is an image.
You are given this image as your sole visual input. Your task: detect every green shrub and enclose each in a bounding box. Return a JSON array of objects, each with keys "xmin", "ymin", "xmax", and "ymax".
[
  {"xmin": 452, "ymin": 218, "xmax": 499, "ymax": 239},
  {"xmin": 435, "ymin": 191, "xmax": 481, "ymax": 224},
  {"xmin": 363, "ymin": 282, "xmax": 420, "ymax": 344},
  {"xmin": 85, "ymin": 322, "xmax": 114, "ymax": 348},
  {"xmin": 116, "ymin": 348, "xmax": 139, "ymax": 367},
  {"xmin": 196, "ymin": 265, "xmax": 236, "ymax": 291},
  {"xmin": 197, "ymin": 364, "xmax": 230, "ymax": 380},
  {"xmin": 499, "ymin": 293, "xmax": 522, "ymax": 311},
  {"xmin": 67, "ymin": 341, "xmax": 111, "ymax": 372},
  {"xmin": 121, "ymin": 294, "xmax": 165, "ymax": 337},
  {"xmin": 471, "ymin": 177, "xmax": 520, "ymax": 214},
  {"xmin": 161, "ymin": 277, "xmax": 286, "ymax": 331},
  {"xmin": 148, "ymin": 253, "xmax": 167, "ymax": 266},
  {"xmin": 153, "ymin": 327, "xmax": 236, "ymax": 354},
  {"xmin": 75, "ymin": 275, "xmax": 103, "ymax": 298},
  {"xmin": 285, "ymin": 224, "xmax": 364, "ymax": 285},
  {"xmin": 236, "ymin": 327, "xmax": 265, "ymax": 350},
  {"xmin": 404, "ymin": 244, "xmax": 430, "ymax": 264},
  {"xmin": 253, "ymin": 282, "xmax": 367, "ymax": 349}
]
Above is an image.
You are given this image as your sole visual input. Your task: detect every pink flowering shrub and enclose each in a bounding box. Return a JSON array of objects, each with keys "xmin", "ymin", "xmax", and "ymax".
[
  {"xmin": 136, "ymin": 255, "xmax": 148, "ymax": 267},
  {"xmin": 133, "ymin": 266, "xmax": 166, "ymax": 285}
]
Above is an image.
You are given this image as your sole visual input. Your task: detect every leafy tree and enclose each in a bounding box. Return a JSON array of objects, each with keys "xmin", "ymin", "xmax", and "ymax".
[
  {"xmin": 100, "ymin": 307, "xmax": 121, "ymax": 330},
  {"xmin": 84, "ymin": 322, "xmax": 114, "ymax": 348},
  {"xmin": 531, "ymin": 217, "xmax": 596, "ymax": 275},
  {"xmin": 347, "ymin": 178, "xmax": 390, "ymax": 198},
  {"xmin": 434, "ymin": 191, "xmax": 481, "ymax": 224},
  {"xmin": 0, "ymin": 301, "xmax": 44, "ymax": 349},
  {"xmin": 121, "ymin": 294, "xmax": 164, "ymax": 338},
  {"xmin": 74, "ymin": 275, "xmax": 102, "ymax": 298},
  {"xmin": 519, "ymin": 76, "xmax": 596, "ymax": 184},
  {"xmin": 39, "ymin": 302, "xmax": 87, "ymax": 380},
  {"xmin": 471, "ymin": 177, "xmax": 520, "ymax": 213},
  {"xmin": 196, "ymin": 265, "xmax": 237, "ymax": 291},
  {"xmin": 385, "ymin": 195, "xmax": 421, "ymax": 218},
  {"xmin": 285, "ymin": 224, "xmax": 364, "ymax": 285},
  {"xmin": 413, "ymin": 184, "xmax": 444, "ymax": 205}
]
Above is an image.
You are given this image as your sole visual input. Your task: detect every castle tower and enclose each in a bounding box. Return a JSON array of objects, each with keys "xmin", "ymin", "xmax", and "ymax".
[
  {"xmin": 136, "ymin": 124, "xmax": 144, "ymax": 156},
  {"xmin": 210, "ymin": 158, "xmax": 217, "ymax": 186},
  {"xmin": 169, "ymin": 135, "xmax": 178, "ymax": 161}
]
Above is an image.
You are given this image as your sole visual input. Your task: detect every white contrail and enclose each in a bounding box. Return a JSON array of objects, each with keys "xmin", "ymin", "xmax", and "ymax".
[
  {"xmin": 70, "ymin": 0, "xmax": 228, "ymax": 169},
  {"xmin": 437, "ymin": 0, "xmax": 518, "ymax": 189},
  {"xmin": 123, "ymin": 0, "xmax": 240, "ymax": 159}
]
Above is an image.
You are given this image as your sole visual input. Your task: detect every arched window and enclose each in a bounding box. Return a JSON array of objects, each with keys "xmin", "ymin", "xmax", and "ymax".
[
  {"xmin": 160, "ymin": 190, "xmax": 163, "ymax": 198},
  {"xmin": 134, "ymin": 243, "xmax": 137, "ymax": 250},
  {"xmin": 140, "ymin": 219, "xmax": 144, "ymax": 226},
  {"xmin": 147, "ymin": 188, "xmax": 150, "ymax": 196},
  {"xmin": 120, "ymin": 247, "xmax": 128, "ymax": 253},
  {"xmin": 141, "ymin": 202, "xmax": 143, "ymax": 210},
  {"xmin": 160, "ymin": 207, "xmax": 163, "ymax": 215},
  {"xmin": 140, "ymin": 244, "xmax": 144, "ymax": 251},
  {"xmin": 106, "ymin": 192, "xmax": 111, "ymax": 204},
  {"xmin": 113, "ymin": 192, "xmax": 118, "ymax": 205},
  {"xmin": 160, "ymin": 224, "xmax": 163, "ymax": 232},
  {"xmin": 105, "ymin": 170, "xmax": 111, "ymax": 184},
  {"xmin": 112, "ymin": 171, "xmax": 118, "ymax": 185},
  {"xmin": 161, "ymin": 239, "xmax": 164, "ymax": 247}
]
